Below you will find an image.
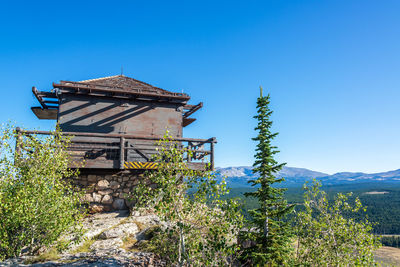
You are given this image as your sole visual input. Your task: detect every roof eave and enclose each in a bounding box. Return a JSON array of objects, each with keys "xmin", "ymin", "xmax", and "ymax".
[
  {"xmin": 54, "ymin": 82, "xmax": 189, "ymax": 100},
  {"xmin": 53, "ymin": 82, "xmax": 190, "ymax": 102}
]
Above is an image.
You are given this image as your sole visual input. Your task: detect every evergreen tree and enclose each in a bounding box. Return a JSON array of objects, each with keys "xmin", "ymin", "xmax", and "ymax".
[{"xmin": 242, "ymin": 87, "xmax": 294, "ymax": 265}]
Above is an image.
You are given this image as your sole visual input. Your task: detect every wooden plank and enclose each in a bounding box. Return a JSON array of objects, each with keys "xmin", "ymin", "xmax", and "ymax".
[
  {"xmin": 71, "ymin": 136, "xmax": 120, "ymax": 143},
  {"xmin": 31, "ymin": 107, "xmax": 58, "ymax": 120},
  {"xmin": 69, "ymin": 159, "xmax": 119, "ymax": 169},
  {"xmin": 68, "ymin": 146, "xmax": 120, "ymax": 150},
  {"xmin": 127, "ymin": 139, "xmax": 158, "ymax": 145},
  {"xmin": 120, "ymin": 136, "xmax": 125, "ymax": 170},
  {"xmin": 187, "ymin": 162, "xmax": 208, "ymax": 171},
  {"xmin": 20, "ymin": 129, "xmax": 216, "ymax": 143},
  {"xmin": 183, "ymin": 118, "xmax": 196, "ymax": 127}
]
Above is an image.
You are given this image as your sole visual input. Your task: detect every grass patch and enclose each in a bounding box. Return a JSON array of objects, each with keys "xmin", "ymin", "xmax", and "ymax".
[
  {"xmin": 121, "ymin": 235, "xmax": 139, "ymax": 252},
  {"xmin": 132, "ymin": 220, "xmax": 147, "ymax": 231},
  {"xmin": 71, "ymin": 238, "xmax": 96, "ymax": 253},
  {"xmin": 118, "ymin": 218, "xmax": 129, "ymax": 226}
]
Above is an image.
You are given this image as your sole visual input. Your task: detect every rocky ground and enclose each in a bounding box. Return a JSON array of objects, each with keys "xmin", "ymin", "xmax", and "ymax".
[
  {"xmin": 0, "ymin": 210, "xmax": 167, "ymax": 267},
  {"xmin": 2, "ymin": 210, "xmax": 399, "ymax": 266}
]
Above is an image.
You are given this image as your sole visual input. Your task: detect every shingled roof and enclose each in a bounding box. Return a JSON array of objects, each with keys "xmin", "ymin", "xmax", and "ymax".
[
  {"xmin": 79, "ymin": 75, "xmax": 173, "ymax": 94},
  {"xmin": 53, "ymin": 75, "xmax": 190, "ymax": 102}
]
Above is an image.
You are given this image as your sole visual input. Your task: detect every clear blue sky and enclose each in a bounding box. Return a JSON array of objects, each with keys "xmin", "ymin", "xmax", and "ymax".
[{"xmin": 1, "ymin": 0, "xmax": 399, "ymax": 174}]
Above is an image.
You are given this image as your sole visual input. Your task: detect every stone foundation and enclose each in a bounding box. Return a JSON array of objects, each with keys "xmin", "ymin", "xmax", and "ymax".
[{"xmin": 70, "ymin": 170, "xmax": 149, "ymax": 213}]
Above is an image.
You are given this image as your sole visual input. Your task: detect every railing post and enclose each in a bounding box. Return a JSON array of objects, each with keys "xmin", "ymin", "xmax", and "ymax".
[
  {"xmin": 120, "ymin": 136, "xmax": 125, "ymax": 170},
  {"xmin": 210, "ymin": 138, "xmax": 216, "ymax": 171},
  {"xmin": 14, "ymin": 127, "xmax": 21, "ymax": 163},
  {"xmin": 187, "ymin": 142, "xmax": 192, "ymax": 163}
]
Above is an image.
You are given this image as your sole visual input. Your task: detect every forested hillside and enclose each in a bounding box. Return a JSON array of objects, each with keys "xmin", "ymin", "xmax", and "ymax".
[{"xmin": 224, "ymin": 183, "xmax": 400, "ymax": 235}]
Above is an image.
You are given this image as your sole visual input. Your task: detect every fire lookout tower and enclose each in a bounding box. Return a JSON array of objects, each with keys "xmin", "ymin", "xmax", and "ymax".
[{"xmin": 24, "ymin": 75, "xmax": 216, "ymax": 211}]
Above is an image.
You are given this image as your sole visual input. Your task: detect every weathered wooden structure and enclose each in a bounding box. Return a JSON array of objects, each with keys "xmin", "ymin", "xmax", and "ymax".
[{"xmin": 26, "ymin": 75, "xmax": 216, "ymax": 211}]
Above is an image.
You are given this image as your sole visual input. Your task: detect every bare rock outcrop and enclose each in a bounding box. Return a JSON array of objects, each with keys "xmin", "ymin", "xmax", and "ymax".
[{"xmin": 0, "ymin": 210, "xmax": 166, "ymax": 266}]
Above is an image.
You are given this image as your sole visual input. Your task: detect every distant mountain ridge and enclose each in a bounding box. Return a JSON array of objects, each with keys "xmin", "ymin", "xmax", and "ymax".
[{"xmin": 216, "ymin": 166, "xmax": 400, "ymax": 188}]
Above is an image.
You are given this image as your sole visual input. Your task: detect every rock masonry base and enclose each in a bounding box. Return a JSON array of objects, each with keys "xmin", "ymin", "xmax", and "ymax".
[{"xmin": 70, "ymin": 170, "xmax": 151, "ymax": 213}]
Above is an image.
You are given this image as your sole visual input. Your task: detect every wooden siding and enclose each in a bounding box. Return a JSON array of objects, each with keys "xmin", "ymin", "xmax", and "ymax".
[{"xmin": 58, "ymin": 94, "xmax": 183, "ymax": 138}]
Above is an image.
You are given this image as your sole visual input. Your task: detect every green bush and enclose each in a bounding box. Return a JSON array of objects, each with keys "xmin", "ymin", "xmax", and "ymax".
[
  {"xmin": 0, "ymin": 125, "xmax": 84, "ymax": 260},
  {"xmin": 293, "ymin": 180, "xmax": 381, "ymax": 266},
  {"xmin": 132, "ymin": 132, "xmax": 244, "ymax": 266}
]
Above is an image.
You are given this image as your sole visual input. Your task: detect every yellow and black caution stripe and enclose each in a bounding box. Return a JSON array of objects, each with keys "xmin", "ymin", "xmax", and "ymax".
[{"xmin": 124, "ymin": 161, "xmax": 158, "ymax": 169}]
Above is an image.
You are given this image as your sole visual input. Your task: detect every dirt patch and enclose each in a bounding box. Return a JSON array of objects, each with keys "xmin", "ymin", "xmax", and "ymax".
[{"xmin": 374, "ymin": 246, "xmax": 400, "ymax": 266}]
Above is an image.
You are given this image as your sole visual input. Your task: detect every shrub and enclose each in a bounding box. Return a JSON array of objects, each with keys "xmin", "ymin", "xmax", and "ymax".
[
  {"xmin": 0, "ymin": 125, "xmax": 84, "ymax": 260},
  {"xmin": 294, "ymin": 179, "xmax": 381, "ymax": 266},
  {"xmin": 132, "ymin": 132, "xmax": 244, "ymax": 266}
]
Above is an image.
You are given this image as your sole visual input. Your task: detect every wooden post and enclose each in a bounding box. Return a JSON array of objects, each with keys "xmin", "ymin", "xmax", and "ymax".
[
  {"xmin": 210, "ymin": 138, "xmax": 215, "ymax": 171},
  {"xmin": 187, "ymin": 142, "xmax": 192, "ymax": 163},
  {"xmin": 120, "ymin": 136, "xmax": 125, "ymax": 170},
  {"xmin": 14, "ymin": 127, "xmax": 22, "ymax": 165}
]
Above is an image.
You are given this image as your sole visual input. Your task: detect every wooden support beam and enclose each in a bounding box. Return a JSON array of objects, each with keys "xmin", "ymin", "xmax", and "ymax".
[
  {"xmin": 44, "ymin": 100, "xmax": 59, "ymax": 104},
  {"xmin": 32, "ymin": 87, "xmax": 47, "ymax": 109},
  {"xmin": 128, "ymin": 143, "xmax": 150, "ymax": 161},
  {"xmin": 37, "ymin": 91, "xmax": 57, "ymax": 98},
  {"xmin": 183, "ymin": 102, "xmax": 203, "ymax": 118},
  {"xmin": 183, "ymin": 104, "xmax": 196, "ymax": 110}
]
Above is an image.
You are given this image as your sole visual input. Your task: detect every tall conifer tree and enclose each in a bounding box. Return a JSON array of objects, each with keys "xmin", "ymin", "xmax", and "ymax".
[{"xmin": 242, "ymin": 87, "xmax": 294, "ymax": 265}]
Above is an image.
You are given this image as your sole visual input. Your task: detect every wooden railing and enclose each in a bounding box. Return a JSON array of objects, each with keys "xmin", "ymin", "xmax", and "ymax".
[{"xmin": 16, "ymin": 129, "xmax": 216, "ymax": 171}]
